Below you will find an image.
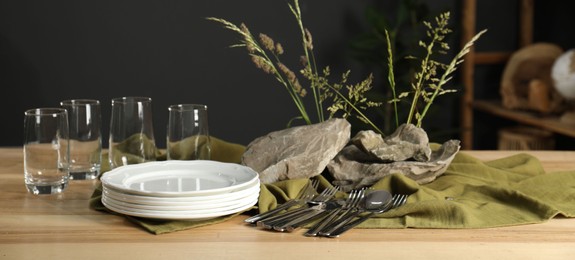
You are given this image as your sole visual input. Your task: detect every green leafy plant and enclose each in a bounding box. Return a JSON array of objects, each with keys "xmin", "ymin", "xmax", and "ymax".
[
  {"xmin": 208, "ymin": 0, "xmax": 485, "ymax": 136},
  {"xmin": 388, "ymin": 12, "xmax": 486, "ymax": 128},
  {"xmin": 207, "ymin": 0, "xmax": 384, "ymax": 134},
  {"xmin": 349, "ymin": 0, "xmax": 429, "ymax": 133}
]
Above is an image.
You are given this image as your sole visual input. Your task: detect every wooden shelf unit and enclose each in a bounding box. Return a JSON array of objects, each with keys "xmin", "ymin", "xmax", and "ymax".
[{"xmin": 459, "ymin": 0, "xmax": 535, "ymax": 150}]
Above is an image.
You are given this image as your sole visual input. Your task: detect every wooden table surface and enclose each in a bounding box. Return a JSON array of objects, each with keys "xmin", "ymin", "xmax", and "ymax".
[{"xmin": 1, "ymin": 148, "xmax": 575, "ymax": 259}]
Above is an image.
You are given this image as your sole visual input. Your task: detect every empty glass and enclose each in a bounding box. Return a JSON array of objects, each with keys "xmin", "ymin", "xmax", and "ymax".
[
  {"xmin": 108, "ymin": 97, "xmax": 157, "ymax": 169},
  {"xmin": 60, "ymin": 99, "xmax": 102, "ymax": 180},
  {"xmin": 167, "ymin": 104, "xmax": 211, "ymax": 160},
  {"xmin": 23, "ymin": 108, "xmax": 70, "ymax": 195}
]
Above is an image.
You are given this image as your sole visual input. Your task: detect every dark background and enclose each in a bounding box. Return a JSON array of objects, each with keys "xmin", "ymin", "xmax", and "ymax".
[{"xmin": 2, "ymin": 0, "xmax": 574, "ymax": 149}]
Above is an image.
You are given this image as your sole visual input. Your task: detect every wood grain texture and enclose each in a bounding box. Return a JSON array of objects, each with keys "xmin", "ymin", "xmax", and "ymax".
[{"xmin": 1, "ymin": 148, "xmax": 574, "ymax": 259}]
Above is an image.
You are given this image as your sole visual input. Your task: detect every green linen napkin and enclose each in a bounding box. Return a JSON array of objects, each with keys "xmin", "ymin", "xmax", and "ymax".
[
  {"xmin": 89, "ymin": 136, "xmax": 248, "ymax": 235},
  {"xmin": 343, "ymin": 152, "xmax": 575, "ymax": 229},
  {"xmin": 255, "ymin": 151, "xmax": 575, "ymax": 229}
]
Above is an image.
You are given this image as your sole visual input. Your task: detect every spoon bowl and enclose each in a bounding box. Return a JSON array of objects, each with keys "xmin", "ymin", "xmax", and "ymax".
[
  {"xmin": 363, "ymin": 189, "xmax": 393, "ymax": 211},
  {"xmin": 317, "ymin": 189, "xmax": 392, "ymax": 236}
]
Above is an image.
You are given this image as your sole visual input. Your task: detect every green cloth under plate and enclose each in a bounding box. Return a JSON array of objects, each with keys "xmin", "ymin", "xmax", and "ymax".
[{"xmin": 91, "ymin": 136, "xmax": 575, "ymax": 234}]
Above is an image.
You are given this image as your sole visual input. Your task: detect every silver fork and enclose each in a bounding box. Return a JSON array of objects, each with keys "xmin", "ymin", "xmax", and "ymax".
[
  {"xmin": 244, "ymin": 179, "xmax": 319, "ymax": 224},
  {"xmin": 255, "ymin": 184, "xmax": 336, "ymax": 228},
  {"xmin": 326, "ymin": 194, "xmax": 408, "ymax": 238},
  {"xmin": 271, "ymin": 185, "xmax": 340, "ymax": 232},
  {"xmin": 257, "ymin": 185, "xmax": 338, "ymax": 230},
  {"xmin": 304, "ymin": 188, "xmax": 366, "ymax": 237}
]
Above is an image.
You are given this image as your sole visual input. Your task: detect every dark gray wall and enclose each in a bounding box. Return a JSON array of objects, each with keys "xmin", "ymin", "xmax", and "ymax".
[
  {"xmin": 1, "ymin": 0, "xmax": 386, "ymax": 147},
  {"xmin": 2, "ymin": 0, "xmax": 574, "ymax": 149}
]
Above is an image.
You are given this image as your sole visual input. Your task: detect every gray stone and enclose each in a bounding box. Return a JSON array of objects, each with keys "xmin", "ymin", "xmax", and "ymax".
[
  {"xmin": 241, "ymin": 118, "xmax": 351, "ymax": 183},
  {"xmin": 327, "ymin": 139, "xmax": 461, "ymax": 192},
  {"xmin": 352, "ymin": 124, "xmax": 431, "ymax": 162}
]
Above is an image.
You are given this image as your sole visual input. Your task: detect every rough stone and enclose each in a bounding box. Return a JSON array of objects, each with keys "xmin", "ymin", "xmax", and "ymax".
[
  {"xmin": 327, "ymin": 139, "xmax": 461, "ymax": 192},
  {"xmin": 351, "ymin": 124, "xmax": 431, "ymax": 162},
  {"xmin": 241, "ymin": 118, "xmax": 351, "ymax": 183}
]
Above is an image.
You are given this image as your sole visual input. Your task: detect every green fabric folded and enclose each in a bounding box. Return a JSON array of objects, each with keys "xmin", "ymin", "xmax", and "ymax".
[
  {"xmin": 259, "ymin": 152, "xmax": 575, "ymax": 229},
  {"xmin": 343, "ymin": 152, "xmax": 575, "ymax": 229},
  {"xmin": 91, "ymin": 135, "xmax": 575, "ymax": 234}
]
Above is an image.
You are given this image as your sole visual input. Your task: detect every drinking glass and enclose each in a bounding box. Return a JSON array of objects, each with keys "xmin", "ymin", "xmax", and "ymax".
[
  {"xmin": 108, "ymin": 97, "xmax": 157, "ymax": 169},
  {"xmin": 167, "ymin": 104, "xmax": 211, "ymax": 160},
  {"xmin": 23, "ymin": 108, "xmax": 70, "ymax": 195},
  {"xmin": 60, "ymin": 99, "xmax": 102, "ymax": 180}
]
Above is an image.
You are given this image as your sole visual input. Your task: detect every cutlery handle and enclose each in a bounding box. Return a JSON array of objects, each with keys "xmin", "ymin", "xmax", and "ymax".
[
  {"xmin": 284, "ymin": 209, "xmax": 329, "ymax": 232},
  {"xmin": 244, "ymin": 200, "xmax": 299, "ymax": 224},
  {"xmin": 328, "ymin": 212, "xmax": 375, "ymax": 238},
  {"xmin": 318, "ymin": 209, "xmax": 360, "ymax": 236},
  {"xmin": 270, "ymin": 207, "xmax": 318, "ymax": 231},
  {"xmin": 304, "ymin": 208, "xmax": 342, "ymax": 237},
  {"xmin": 257, "ymin": 206, "xmax": 310, "ymax": 229}
]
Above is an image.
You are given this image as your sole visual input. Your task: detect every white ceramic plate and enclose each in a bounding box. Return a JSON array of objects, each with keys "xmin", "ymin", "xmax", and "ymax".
[
  {"xmin": 101, "ymin": 196, "xmax": 258, "ymax": 220},
  {"xmin": 102, "ymin": 190, "xmax": 259, "ymax": 211},
  {"xmin": 102, "ymin": 180, "xmax": 260, "ymax": 206},
  {"xmin": 100, "ymin": 160, "xmax": 259, "ymax": 197}
]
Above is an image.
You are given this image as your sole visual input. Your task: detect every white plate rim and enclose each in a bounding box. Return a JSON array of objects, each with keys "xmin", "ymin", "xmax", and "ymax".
[
  {"xmin": 102, "ymin": 179, "xmax": 260, "ymax": 205},
  {"xmin": 100, "ymin": 160, "xmax": 259, "ymax": 197},
  {"xmin": 101, "ymin": 177, "xmax": 259, "ymax": 200}
]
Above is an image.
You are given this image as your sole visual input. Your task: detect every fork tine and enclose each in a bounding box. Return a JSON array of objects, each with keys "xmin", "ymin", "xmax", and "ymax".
[
  {"xmin": 393, "ymin": 194, "xmax": 408, "ymax": 208},
  {"xmin": 265, "ymin": 185, "xmax": 339, "ymax": 231},
  {"xmin": 314, "ymin": 187, "xmax": 330, "ymax": 200},
  {"xmin": 315, "ymin": 188, "xmax": 367, "ymax": 236},
  {"xmin": 389, "ymin": 194, "xmax": 401, "ymax": 208},
  {"xmin": 313, "ymin": 186, "xmax": 337, "ymax": 202},
  {"xmin": 348, "ymin": 189, "xmax": 360, "ymax": 204},
  {"xmin": 300, "ymin": 179, "xmax": 319, "ymax": 199},
  {"xmin": 244, "ymin": 178, "xmax": 319, "ymax": 224},
  {"xmin": 311, "ymin": 179, "xmax": 319, "ymax": 190},
  {"xmin": 351, "ymin": 188, "xmax": 366, "ymax": 208},
  {"xmin": 323, "ymin": 186, "xmax": 339, "ymax": 201},
  {"xmin": 303, "ymin": 188, "xmax": 359, "ymax": 237}
]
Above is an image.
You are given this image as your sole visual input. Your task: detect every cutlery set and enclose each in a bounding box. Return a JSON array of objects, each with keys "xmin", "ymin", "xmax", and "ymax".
[{"xmin": 245, "ymin": 180, "xmax": 408, "ymax": 237}]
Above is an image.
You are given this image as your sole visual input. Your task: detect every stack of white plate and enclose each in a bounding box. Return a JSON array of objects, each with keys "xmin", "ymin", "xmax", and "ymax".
[{"xmin": 100, "ymin": 160, "xmax": 260, "ymax": 221}]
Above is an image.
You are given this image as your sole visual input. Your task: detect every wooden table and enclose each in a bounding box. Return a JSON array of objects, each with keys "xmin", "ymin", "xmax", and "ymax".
[{"xmin": 1, "ymin": 148, "xmax": 575, "ymax": 259}]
